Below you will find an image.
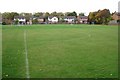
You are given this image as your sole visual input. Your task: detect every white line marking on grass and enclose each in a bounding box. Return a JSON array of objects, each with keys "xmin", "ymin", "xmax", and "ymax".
[{"xmin": 24, "ymin": 30, "xmax": 30, "ymax": 78}]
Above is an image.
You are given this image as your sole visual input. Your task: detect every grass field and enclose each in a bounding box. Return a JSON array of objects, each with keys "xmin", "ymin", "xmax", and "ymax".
[
  {"xmin": 0, "ymin": 25, "xmax": 2, "ymax": 79},
  {"xmin": 2, "ymin": 24, "xmax": 118, "ymax": 78}
]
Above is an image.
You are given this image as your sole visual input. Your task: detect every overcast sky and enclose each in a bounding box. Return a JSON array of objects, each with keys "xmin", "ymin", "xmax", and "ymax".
[{"xmin": 0, "ymin": 0, "xmax": 119, "ymax": 15}]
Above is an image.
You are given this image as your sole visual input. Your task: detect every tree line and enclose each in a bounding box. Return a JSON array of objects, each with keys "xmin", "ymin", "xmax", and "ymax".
[
  {"xmin": 88, "ymin": 9, "xmax": 113, "ymax": 24},
  {"xmin": 1, "ymin": 9, "xmax": 114, "ymax": 25}
]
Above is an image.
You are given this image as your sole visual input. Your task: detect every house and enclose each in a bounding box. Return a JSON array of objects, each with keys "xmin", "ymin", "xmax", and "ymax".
[
  {"xmin": 108, "ymin": 12, "xmax": 120, "ymax": 25},
  {"xmin": 14, "ymin": 16, "xmax": 32, "ymax": 25},
  {"xmin": 14, "ymin": 16, "xmax": 26, "ymax": 25},
  {"xmin": 112, "ymin": 12, "xmax": 120, "ymax": 20},
  {"xmin": 64, "ymin": 16, "xmax": 76, "ymax": 24},
  {"xmin": 37, "ymin": 16, "xmax": 45, "ymax": 24},
  {"xmin": 108, "ymin": 20, "xmax": 118, "ymax": 25},
  {"xmin": 48, "ymin": 16, "xmax": 59, "ymax": 23},
  {"xmin": 77, "ymin": 16, "xmax": 88, "ymax": 24},
  {"xmin": 32, "ymin": 16, "xmax": 45, "ymax": 24},
  {"xmin": 28, "ymin": 18, "xmax": 32, "ymax": 25}
]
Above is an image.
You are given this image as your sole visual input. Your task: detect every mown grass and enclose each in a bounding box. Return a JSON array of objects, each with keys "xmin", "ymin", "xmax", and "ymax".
[
  {"xmin": 0, "ymin": 25, "xmax": 2, "ymax": 79},
  {"xmin": 2, "ymin": 26, "xmax": 26, "ymax": 78},
  {"xmin": 2, "ymin": 24, "xmax": 118, "ymax": 78}
]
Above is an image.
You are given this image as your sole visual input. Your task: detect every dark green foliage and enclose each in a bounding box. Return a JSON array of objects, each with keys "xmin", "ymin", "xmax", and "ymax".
[
  {"xmin": 79, "ymin": 13, "xmax": 85, "ymax": 16},
  {"xmin": 51, "ymin": 11, "xmax": 58, "ymax": 16},
  {"xmin": 32, "ymin": 19, "xmax": 38, "ymax": 24},
  {"xmin": 44, "ymin": 12, "xmax": 50, "ymax": 19},
  {"xmin": 117, "ymin": 20, "xmax": 120, "ymax": 23},
  {"xmin": 14, "ymin": 19, "xmax": 19, "ymax": 25},
  {"xmin": 2, "ymin": 22, "xmax": 6, "ymax": 25},
  {"xmin": 33, "ymin": 12, "xmax": 43, "ymax": 17},
  {"xmin": 67, "ymin": 11, "xmax": 77, "ymax": 17},
  {"xmin": 2, "ymin": 12, "xmax": 19, "ymax": 25}
]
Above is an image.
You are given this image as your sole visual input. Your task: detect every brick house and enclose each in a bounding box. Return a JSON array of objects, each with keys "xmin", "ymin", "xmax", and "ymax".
[
  {"xmin": 112, "ymin": 12, "xmax": 120, "ymax": 20},
  {"xmin": 77, "ymin": 16, "xmax": 88, "ymax": 24},
  {"xmin": 108, "ymin": 12, "xmax": 120, "ymax": 25}
]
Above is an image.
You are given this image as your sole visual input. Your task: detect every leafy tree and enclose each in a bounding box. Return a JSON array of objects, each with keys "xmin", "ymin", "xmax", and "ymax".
[
  {"xmin": 79, "ymin": 13, "xmax": 85, "ymax": 16},
  {"xmin": 67, "ymin": 11, "xmax": 77, "ymax": 17},
  {"xmin": 2, "ymin": 22, "xmax": 6, "ymax": 25},
  {"xmin": 95, "ymin": 9, "xmax": 111, "ymax": 24},
  {"xmin": 65, "ymin": 12, "xmax": 71, "ymax": 16},
  {"xmin": 14, "ymin": 19, "xmax": 19, "ymax": 25},
  {"xmin": 2, "ymin": 12, "xmax": 11, "ymax": 20},
  {"xmin": 33, "ymin": 12, "xmax": 43, "ymax": 17},
  {"xmin": 88, "ymin": 9, "xmax": 111, "ymax": 24},
  {"xmin": 10, "ymin": 12, "xmax": 19, "ymax": 20},
  {"xmin": 51, "ymin": 11, "xmax": 58, "ymax": 16},
  {"xmin": 32, "ymin": 18, "xmax": 38, "ymax": 24},
  {"xmin": 72, "ymin": 11, "xmax": 77, "ymax": 17},
  {"xmin": 2, "ymin": 12, "xmax": 19, "ymax": 24},
  {"xmin": 88, "ymin": 12, "xmax": 97, "ymax": 23},
  {"xmin": 44, "ymin": 12, "xmax": 50, "ymax": 19},
  {"xmin": 24, "ymin": 13, "xmax": 32, "ymax": 21},
  {"xmin": 57, "ymin": 12, "xmax": 64, "ymax": 18}
]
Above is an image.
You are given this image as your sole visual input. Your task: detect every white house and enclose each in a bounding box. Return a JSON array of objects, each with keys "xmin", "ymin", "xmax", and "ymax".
[
  {"xmin": 48, "ymin": 16, "xmax": 58, "ymax": 23},
  {"xmin": 14, "ymin": 16, "xmax": 26, "ymax": 25},
  {"xmin": 64, "ymin": 16, "xmax": 76, "ymax": 23}
]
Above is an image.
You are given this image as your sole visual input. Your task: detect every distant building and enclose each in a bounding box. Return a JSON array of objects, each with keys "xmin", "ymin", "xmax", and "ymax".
[
  {"xmin": 14, "ymin": 16, "xmax": 26, "ymax": 25},
  {"xmin": 14, "ymin": 16, "xmax": 32, "ymax": 25},
  {"xmin": 48, "ymin": 16, "xmax": 58, "ymax": 23},
  {"xmin": 32, "ymin": 16, "xmax": 45, "ymax": 24},
  {"xmin": 112, "ymin": 12, "xmax": 120, "ymax": 20},
  {"xmin": 37, "ymin": 16, "xmax": 45, "ymax": 24},
  {"xmin": 77, "ymin": 16, "xmax": 88, "ymax": 24},
  {"xmin": 27, "ymin": 18, "xmax": 32, "ymax": 25},
  {"xmin": 64, "ymin": 16, "xmax": 76, "ymax": 24},
  {"xmin": 108, "ymin": 20, "xmax": 118, "ymax": 25},
  {"xmin": 108, "ymin": 12, "xmax": 120, "ymax": 25}
]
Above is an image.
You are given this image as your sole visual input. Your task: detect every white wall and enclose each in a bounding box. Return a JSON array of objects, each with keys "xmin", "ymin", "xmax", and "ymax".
[
  {"xmin": 14, "ymin": 18, "xmax": 26, "ymax": 22},
  {"xmin": 48, "ymin": 17, "xmax": 58, "ymax": 23}
]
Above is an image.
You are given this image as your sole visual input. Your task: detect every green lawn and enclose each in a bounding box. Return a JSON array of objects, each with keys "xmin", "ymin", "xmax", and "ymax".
[
  {"xmin": 0, "ymin": 25, "xmax": 2, "ymax": 79},
  {"xmin": 2, "ymin": 24, "xmax": 118, "ymax": 78}
]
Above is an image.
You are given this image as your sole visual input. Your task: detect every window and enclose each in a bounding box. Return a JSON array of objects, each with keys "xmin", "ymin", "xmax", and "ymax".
[{"xmin": 54, "ymin": 18, "xmax": 56, "ymax": 20}]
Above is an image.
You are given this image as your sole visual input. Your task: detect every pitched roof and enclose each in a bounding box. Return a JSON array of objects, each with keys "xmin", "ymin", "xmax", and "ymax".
[
  {"xmin": 14, "ymin": 16, "xmax": 25, "ymax": 19},
  {"xmin": 79, "ymin": 16, "xmax": 88, "ymax": 19},
  {"xmin": 32, "ymin": 16, "xmax": 45, "ymax": 19},
  {"xmin": 48, "ymin": 16, "xmax": 58, "ymax": 19},
  {"xmin": 114, "ymin": 12, "xmax": 120, "ymax": 16},
  {"xmin": 64, "ymin": 16, "xmax": 76, "ymax": 19},
  {"xmin": 112, "ymin": 12, "xmax": 120, "ymax": 20},
  {"xmin": 38, "ymin": 16, "xmax": 45, "ymax": 19}
]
